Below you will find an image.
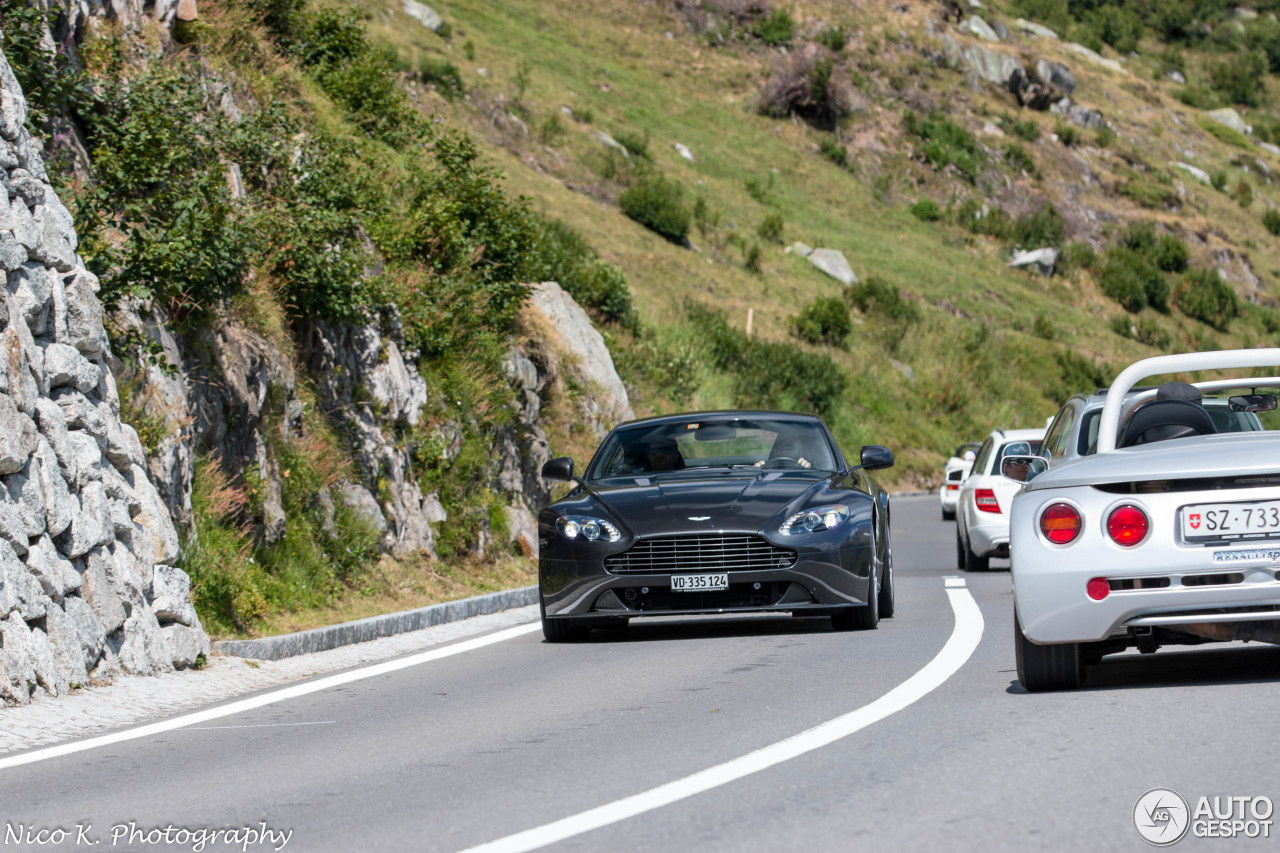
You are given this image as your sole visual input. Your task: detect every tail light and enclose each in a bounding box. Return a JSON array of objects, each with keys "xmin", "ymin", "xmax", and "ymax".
[
  {"xmin": 975, "ymin": 488, "xmax": 1000, "ymax": 514},
  {"xmin": 1040, "ymin": 502, "xmax": 1082, "ymax": 544},
  {"xmin": 1107, "ymin": 504, "xmax": 1148, "ymax": 546},
  {"xmin": 1086, "ymin": 577, "xmax": 1110, "ymax": 600},
  {"xmin": 947, "ymin": 484, "xmax": 959, "ymax": 491}
]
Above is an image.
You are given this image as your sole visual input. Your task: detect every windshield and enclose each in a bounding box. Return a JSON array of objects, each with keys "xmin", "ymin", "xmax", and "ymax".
[{"xmin": 588, "ymin": 417, "xmax": 839, "ymax": 478}]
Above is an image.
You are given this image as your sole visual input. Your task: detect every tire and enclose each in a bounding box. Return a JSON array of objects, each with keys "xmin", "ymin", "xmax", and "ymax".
[
  {"xmin": 877, "ymin": 542, "xmax": 895, "ymax": 619},
  {"xmin": 955, "ymin": 527, "xmax": 966, "ymax": 571},
  {"xmin": 961, "ymin": 528, "xmax": 989, "ymax": 572},
  {"xmin": 941, "ymin": 506, "xmax": 955, "ymax": 521},
  {"xmin": 833, "ymin": 573, "xmax": 880, "ymax": 631},
  {"xmin": 1014, "ymin": 611, "xmax": 1085, "ymax": 692},
  {"xmin": 540, "ymin": 596, "xmax": 590, "ymax": 643}
]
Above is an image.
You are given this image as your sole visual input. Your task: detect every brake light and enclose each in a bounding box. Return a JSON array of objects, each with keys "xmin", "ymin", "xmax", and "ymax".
[
  {"xmin": 947, "ymin": 484, "xmax": 959, "ymax": 491},
  {"xmin": 1086, "ymin": 577, "xmax": 1110, "ymax": 600},
  {"xmin": 1107, "ymin": 504, "xmax": 1148, "ymax": 547},
  {"xmin": 1040, "ymin": 503, "xmax": 1082, "ymax": 545},
  {"xmin": 975, "ymin": 488, "xmax": 1000, "ymax": 514}
]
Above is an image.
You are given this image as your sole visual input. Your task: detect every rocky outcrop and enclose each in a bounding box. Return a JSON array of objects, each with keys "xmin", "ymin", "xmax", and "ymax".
[{"xmin": 0, "ymin": 47, "xmax": 209, "ymax": 704}]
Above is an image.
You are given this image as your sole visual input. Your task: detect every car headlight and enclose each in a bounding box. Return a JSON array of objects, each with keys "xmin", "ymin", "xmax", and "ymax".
[
  {"xmin": 779, "ymin": 504, "xmax": 849, "ymax": 535},
  {"xmin": 555, "ymin": 515, "xmax": 621, "ymax": 542}
]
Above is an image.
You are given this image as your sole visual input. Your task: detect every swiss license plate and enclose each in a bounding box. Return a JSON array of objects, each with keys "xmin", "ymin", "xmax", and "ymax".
[
  {"xmin": 671, "ymin": 573, "xmax": 729, "ymax": 592},
  {"xmin": 1183, "ymin": 500, "xmax": 1280, "ymax": 541}
]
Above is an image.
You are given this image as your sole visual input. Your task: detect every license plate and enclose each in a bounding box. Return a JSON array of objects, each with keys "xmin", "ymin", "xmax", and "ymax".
[
  {"xmin": 671, "ymin": 573, "xmax": 729, "ymax": 592},
  {"xmin": 1183, "ymin": 500, "xmax": 1280, "ymax": 541}
]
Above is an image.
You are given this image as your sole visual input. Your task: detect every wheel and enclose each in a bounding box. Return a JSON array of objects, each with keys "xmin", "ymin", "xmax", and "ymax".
[
  {"xmin": 877, "ymin": 541, "xmax": 895, "ymax": 619},
  {"xmin": 941, "ymin": 506, "xmax": 955, "ymax": 521},
  {"xmin": 960, "ymin": 528, "xmax": 989, "ymax": 572},
  {"xmin": 955, "ymin": 527, "xmax": 966, "ymax": 571},
  {"xmin": 540, "ymin": 596, "xmax": 590, "ymax": 643},
  {"xmin": 832, "ymin": 573, "xmax": 879, "ymax": 631},
  {"xmin": 1014, "ymin": 611, "xmax": 1085, "ymax": 692}
]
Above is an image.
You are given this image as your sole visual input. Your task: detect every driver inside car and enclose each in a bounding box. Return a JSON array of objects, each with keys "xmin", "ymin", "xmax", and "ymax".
[
  {"xmin": 754, "ymin": 431, "xmax": 812, "ymax": 469},
  {"xmin": 641, "ymin": 437, "xmax": 685, "ymax": 472}
]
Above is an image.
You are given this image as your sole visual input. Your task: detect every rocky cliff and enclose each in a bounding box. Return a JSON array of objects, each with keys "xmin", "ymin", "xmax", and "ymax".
[{"xmin": 0, "ymin": 44, "xmax": 209, "ymax": 705}]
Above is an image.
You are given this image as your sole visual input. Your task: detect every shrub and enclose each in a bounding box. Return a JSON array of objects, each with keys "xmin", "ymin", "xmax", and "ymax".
[
  {"xmin": 846, "ymin": 277, "xmax": 920, "ymax": 323},
  {"xmin": 744, "ymin": 242, "xmax": 764, "ymax": 273},
  {"xmin": 1060, "ymin": 241, "xmax": 1099, "ymax": 275},
  {"xmin": 753, "ymin": 9, "xmax": 795, "ymax": 45},
  {"xmin": 1211, "ymin": 170, "xmax": 1229, "ymax": 192},
  {"xmin": 1122, "ymin": 220, "xmax": 1158, "ymax": 253},
  {"xmin": 1235, "ymin": 179, "xmax": 1254, "ymax": 208},
  {"xmin": 1001, "ymin": 114, "xmax": 1041, "ymax": 142},
  {"xmin": 418, "ymin": 57, "xmax": 464, "ymax": 98},
  {"xmin": 1051, "ymin": 350, "xmax": 1108, "ymax": 407},
  {"xmin": 1011, "ymin": 204, "xmax": 1065, "ymax": 249},
  {"xmin": 1199, "ymin": 117, "xmax": 1253, "ymax": 149},
  {"xmin": 910, "ymin": 199, "xmax": 943, "ymax": 222},
  {"xmin": 791, "ymin": 296, "xmax": 852, "ymax": 347},
  {"xmin": 1175, "ymin": 86, "xmax": 1214, "ymax": 109},
  {"xmin": 1085, "ymin": 5, "xmax": 1142, "ymax": 53},
  {"xmin": 613, "ymin": 128, "xmax": 652, "ymax": 160},
  {"xmin": 758, "ymin": 212, "xmax": 786, "ymax": 243},
  {"xmin": 815, "ymin": 26, "xmax": 848, "ymax": 52},
  {"xmin": 904, "ymin": 112, "xmax": 981, "ymax": 181},
  {"xmin": 1177, "ymin": 267, "xmax": 1239, "ymax": 330},
  {"xmin": 1054, "ymin": 122, "xmax": 1080, "ymax": 146},
  {"xmin": 1095, "ymin": 125, "xmax": 1117, "ymax": 147},
  {"xmin": 619, "ymin": 173, "xmax": 691, "ymax": 243},
  {"xmin": 1210, "ymin": 51, "xmax": 1268, "ymax": 108},
  {"xmin": 688, "ymin": 304, "xmax": 846, "ymax": 415},
  {"xmin": 1263, "ymin": 209, "xmax": 1280, "ymax": 236},
  {"xmin": 1003, "ymin": 143, "xmax": 1037, "ymax": 175},
  {"xmin": 819, "ymin": 136, "xmax": 850, "ymax": 168},
  {"xmin": 1101, "ymin": 248, "xmax": 1168, "ymax": 313},
  {"xmin": 1121, "ymin": 178, "xmax": 1177, "ymax": 209},
  {"xmin": 1153, "ymin": 235, "xmax": 1190, "ymax": 272},
  {"xmin": 531, "ymin": 218, "xmax": 636, "ymax": 327},
  {"xmin": 1032, "ymin": 314, "xmax": 1056, "ymax": 340},
  {"xmin": 955, "ymin": 198, "xmax": 1012, "ymax": 239}
]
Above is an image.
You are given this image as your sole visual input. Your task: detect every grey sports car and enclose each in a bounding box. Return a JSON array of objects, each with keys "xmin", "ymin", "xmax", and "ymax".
[{"xmin": 536, "ymin": 411, "xmax": 895, "ymax": 641}]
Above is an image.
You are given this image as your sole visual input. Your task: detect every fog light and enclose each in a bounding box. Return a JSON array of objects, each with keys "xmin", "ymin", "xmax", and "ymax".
[{"xmin": 1086, "ymin": 577, "xmax": 1110, "ymax": 601}]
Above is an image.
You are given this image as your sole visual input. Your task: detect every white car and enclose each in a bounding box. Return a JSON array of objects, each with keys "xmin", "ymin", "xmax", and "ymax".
[
  {"xmin": 1009, "ymin": 349, "xmax": 1280, "ymax": 691},
  {"xmin": 939, "ymin": 442, "xmax": 980, "ymax": 520},
  {"xmin": 955, "ymin": 427, "xmax": 1045, "ymax": 571}
]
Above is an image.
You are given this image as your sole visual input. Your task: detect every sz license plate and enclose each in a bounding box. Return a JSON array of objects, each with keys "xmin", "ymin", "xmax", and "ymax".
[
  {"xmin": 1183, "ymin": 500, "xmax": 1280, "ymax": 541},
  {"xmin": 671, "ymin": 573, "xmax": 729, "ymax": 592}
]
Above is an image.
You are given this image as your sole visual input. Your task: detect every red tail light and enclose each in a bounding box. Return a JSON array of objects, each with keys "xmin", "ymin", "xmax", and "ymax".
[
  {"xmin": 1040, "ymin": 502, "xmax": 1082, "ymax": 545},
  {"xmin": 1107, "ymin": 504, "xmax": 1148, "ymax": 546},
  {"xmin": 1086, "ymin": 577, "xmax": 1110, "ymax": 600},
  {"xmin": 947, "ymin": 484, "xmax": 959, "ymax": 491},
  {"xmin": 975, "ymin": 488, "xmax": 1000, "ymax": 514}
]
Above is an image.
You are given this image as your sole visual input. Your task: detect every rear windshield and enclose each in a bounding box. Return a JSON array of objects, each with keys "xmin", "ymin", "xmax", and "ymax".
[{"xmin": 589, "ymin": 418, "xmax": 838, "ymax": 478}]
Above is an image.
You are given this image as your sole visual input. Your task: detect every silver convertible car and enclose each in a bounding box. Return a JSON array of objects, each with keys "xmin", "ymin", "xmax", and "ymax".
[{"xmin": 1008, "ymin": 349, "xmax": 1280, "ymax": 691}]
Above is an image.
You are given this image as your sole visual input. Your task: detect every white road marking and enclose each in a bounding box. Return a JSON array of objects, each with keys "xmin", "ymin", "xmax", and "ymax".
[
  {"xmin": 458, "ymin": 583, "xmax": 985, "ymax": 853},
  {"xmin": 183, "ymin": 721, "xmax": 336, "ymax": 731},
  {"xmin": 0, "ymin": 622, "xmax": 541, "ymax": 771},
  {"xmin": 944, "ymin": 576, "xmax": 966, "ymax": 588}
]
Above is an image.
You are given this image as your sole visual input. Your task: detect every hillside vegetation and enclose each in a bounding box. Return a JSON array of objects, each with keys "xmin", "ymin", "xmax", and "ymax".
[{"xmin": 354, "ymin": 0, "xmax": 1280, "ymax": 485}]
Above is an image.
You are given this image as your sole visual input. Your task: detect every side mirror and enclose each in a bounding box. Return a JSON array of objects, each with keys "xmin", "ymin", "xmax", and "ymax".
[
  {"xmin": 858, "ymin": 445, "xmax": 894, "ymax": 471},
  {"xmin": 542, "ymin": 457, "xmax": 575, "ymax": 481},
  {"xmin": 962, "ymin": 450, "xmax": 976, "ymax": 462},
  {"xmin": 1000, "ymin": 455, "xmax": 1048, "ymax": 484},
  {"xmin": 1228, "ymin": 394, "xmax": 1278, "ymax": 413}
]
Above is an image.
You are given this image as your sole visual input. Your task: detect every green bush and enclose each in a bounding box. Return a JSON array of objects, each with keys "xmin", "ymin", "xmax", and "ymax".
[
  {"xmin": 791, "ymin": 297, "xmax": 852, "ymax": 347},
  {"xmin": 1054, "ymin": 121, "xmax": 1080, "ymax": 146},
  {"xmin": 955, "ymin": 198, "xmax": 1012, "ymax": 239},
  {"xmin": 1122, "ymin": 220, "xmax": 1158, "ymax": 253},
  {"xmin": 744, "ymin": 242, "xmax": 764, "ymax": 273},
  {"xmin": 819, "ymin": 136, "xmax": 850, "ymax": 168},
  {"xmin": 1175, "ymin": 86, "xmax": 1215, "ymax": 109},
  {"xmin": 1085, "ymin": 5, "xmax": 1142, "ymax": 53},
  {"xmin": 1101, "ymin": 248, "xmax": 1168, "ymax": 313},
  {"xmin": 1235, "ymin": 179, "xmax": 1254, "ymax": 208},
  {"xmin": 620, "ymin": 173, "xmax": 691, "ymax": 243},
  {"xmin": 846, "ymin": 277, "xmax": 920, "ymax": 324},
  {"xmin": 1211, "ymin": 170, "xmax": 1229, "ymax": 192},
  {"xmin": 754, "ymin": 9, "xmax": 795, "ymax": 46},
  {"xmin": 1153, "ymin": 235, "xmax": 1190, "ymax": 272},
  {"xmin": 531, "ymin": 218, "xmax": 636, "ymax": 327},
  {"xmin": 418, "ymin": 57, "xmax": 464, "ymax": 98},
  {"xmin": 758, "ymin": 212, "xmax": 786, "ymax": 243},
  {"xmin": 1011, "ymin": 205, "xmax": 1065, "ymax": 249},
  {"xmin": 0, "ymin": 0, "xmax": 91, "ymax": 133},
  {"xmin": 910, "ymin": 199, "xmax": 943, "ymax": 222},
  {"xmin": 1120, "ymin": 178, "xmax": 1177, "ymax": 209},
  {"xmin": 1199, "ymin": 117, "xmax": 1253, "ymax": 149},
  {"xmin": 1060, "ymin": 241, "xmax": 1099, "ymax": 275},
  {"xmin": 1263, "ymin": 208, "xmax": 1280, "ymax": 236},
  {"xmin": 689, "ymin": 304, "xmax": 846, "ymax": 415},
  {"xmin": 1210, "ymin": 51, "xmax": 1268, "ymax": 108},
  {"xmin": 1000, "ymin": 114, "xmax": 1041, "ymax": 142},
  {"xmin": 815, "ymin": 26, "xmax": 848, "ymax": 52},
  {"xmin": 1051, "ymin": 350, "xmax": 1109, "ymax": 407},
  {"xmin": 1003, "ymin": 143, "xmax": 1037, "ymax": 175},
  {"xmin": 1032, "ymin": 314, "xmax": 1056, "ymax": 340},
  {"xmin": 1177, "ymin": 268, "xmax": 1239, "ymax": 330},
  {"xmin": 904, "ymin": 112, "xmax": 981, "ymax": 182},
  {"xmin": 1095, "ymin": 125, "xmax": 1117, "ymax": 147},
  {"xmin": 613, "ymin": 128, "xmax": 652, "ymax": 160}
]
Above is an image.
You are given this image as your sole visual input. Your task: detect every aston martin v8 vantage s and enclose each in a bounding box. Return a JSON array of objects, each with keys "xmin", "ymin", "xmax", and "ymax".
[{"xmin": 536, "ymin": 411, "xmax": 895, "ymax": 642}]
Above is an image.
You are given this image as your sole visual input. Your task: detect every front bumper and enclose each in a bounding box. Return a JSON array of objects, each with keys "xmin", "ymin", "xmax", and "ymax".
[{"xmin": 540, "ymin": 535, "xmax": 875, "ymax": 620}]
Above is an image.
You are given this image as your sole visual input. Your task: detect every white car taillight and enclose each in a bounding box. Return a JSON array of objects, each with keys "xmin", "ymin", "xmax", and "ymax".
[{"xmin": 975, "ymin": 488, "xmax": 1000, "ymax": 514}]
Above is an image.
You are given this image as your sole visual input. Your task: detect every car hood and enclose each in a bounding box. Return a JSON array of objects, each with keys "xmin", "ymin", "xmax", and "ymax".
[
  {"xmin": 1027, "ymin": 432, "xmax": 1280, "ymax": 491},
  {"xmin": 587, "ymin": 471, "xmax": 832, "ymax": 537}
]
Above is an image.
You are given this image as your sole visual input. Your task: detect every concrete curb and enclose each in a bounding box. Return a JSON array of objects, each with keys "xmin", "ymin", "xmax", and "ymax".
[{"xmin": 213, "ymin": 586, "xmax": 540, "ymax": 661}]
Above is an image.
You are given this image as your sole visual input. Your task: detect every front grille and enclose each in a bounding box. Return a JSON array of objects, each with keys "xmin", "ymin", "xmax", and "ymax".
[{"xmin": 605, "ymin": 534, "xmax": 797, "ymax": 575}]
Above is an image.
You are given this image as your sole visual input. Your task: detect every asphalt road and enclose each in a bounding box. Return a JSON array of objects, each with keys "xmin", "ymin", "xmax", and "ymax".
[{"xmin": 4, "ymin": 494, "xmax": 1280, "ymax": 852}]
